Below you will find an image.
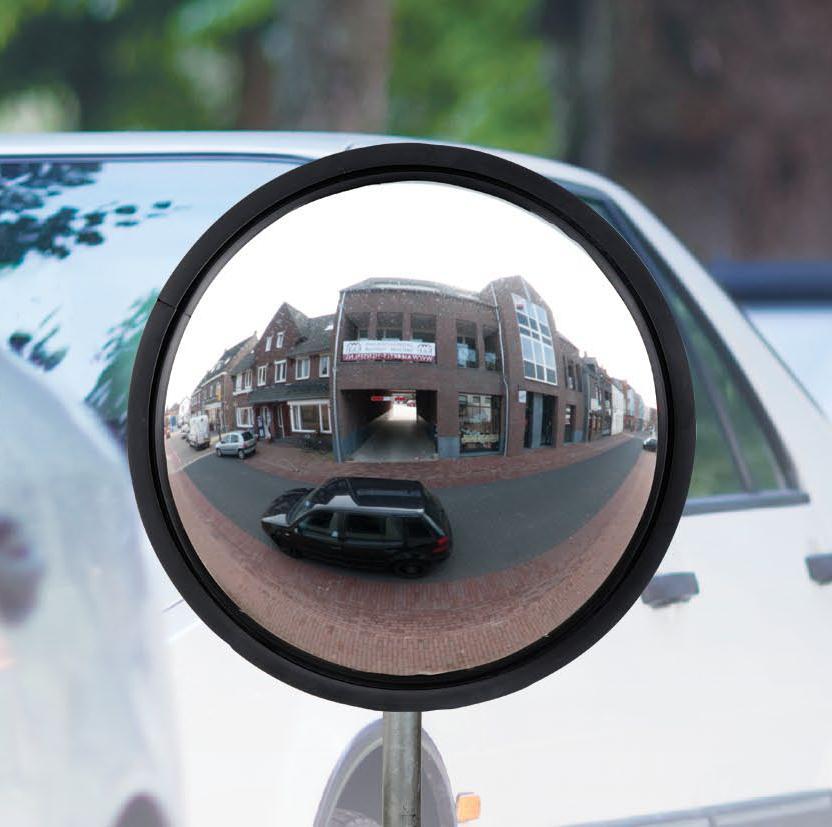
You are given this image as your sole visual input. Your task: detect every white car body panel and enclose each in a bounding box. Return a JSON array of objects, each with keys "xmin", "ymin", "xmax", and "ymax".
[
  {"xmin": 0, "ymin": 350, "xmax": 177, "ymax": 827},
  {"xmin": 1, "ymin": 131, "xmax": 830, "ymax": 825}
]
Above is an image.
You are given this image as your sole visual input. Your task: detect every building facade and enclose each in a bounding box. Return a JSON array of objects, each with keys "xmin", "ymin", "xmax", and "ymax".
[
  {"xmin": 229, "ymin": 303, "xmax": 334, "ymax": 441},
  {"xmin": 209, "ymin": 275, "xmax": 654, "ymax": 461},
  {"xmin": 332, "ymin": 275, "xmax": 587, "ymax": 460},
  {"xmin": 190, "ymin": 335, "xmax": 257, "ymax": 434}
]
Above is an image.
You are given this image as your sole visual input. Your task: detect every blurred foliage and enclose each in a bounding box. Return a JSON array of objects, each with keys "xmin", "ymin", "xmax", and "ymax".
[
  {"xmin": 0, "ymin": 0, "xmax": 559, "ymax": 155},
  {"xmin": 86, "ymin": 289, "xmax": 158, "ymax": 441},
  {"xmin": 390, "ymin": 0, "xmax": 554, "ymax": 155}
]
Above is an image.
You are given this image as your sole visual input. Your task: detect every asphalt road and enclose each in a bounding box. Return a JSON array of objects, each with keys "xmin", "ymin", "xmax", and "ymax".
[{"xmin": 183, "ymin": 437, "xmax": 645, "ymax": 583}]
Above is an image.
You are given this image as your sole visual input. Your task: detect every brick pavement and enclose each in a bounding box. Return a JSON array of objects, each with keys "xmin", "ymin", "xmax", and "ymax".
[
  {"xmin": 168, "ymin": 448, "xmax": 656, "ymax": 675},
  {"xmin": 248, "ymin": 432, "xmax": 639, "ymax": 489}
]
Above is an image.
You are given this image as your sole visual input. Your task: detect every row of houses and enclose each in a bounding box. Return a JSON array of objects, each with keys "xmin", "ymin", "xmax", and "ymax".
[{"xmin": 186, "ymin": 275, "xmax": 656, "ymax": 462}]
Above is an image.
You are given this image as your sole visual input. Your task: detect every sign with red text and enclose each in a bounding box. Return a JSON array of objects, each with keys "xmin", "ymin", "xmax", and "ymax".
[{"xmin": 342, "ymin": 339, "xmax": 435, "ymax": 362}]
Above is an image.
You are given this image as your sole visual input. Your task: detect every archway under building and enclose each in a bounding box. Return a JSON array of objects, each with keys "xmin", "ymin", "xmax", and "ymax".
[{"xmin": 338, "ymin": 389, "xmax": 438, "ymax": 462}]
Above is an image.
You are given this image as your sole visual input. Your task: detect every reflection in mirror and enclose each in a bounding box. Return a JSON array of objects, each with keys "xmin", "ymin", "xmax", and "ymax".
[{"xmin": 163, "ymin": 182, "xmax": 659, "ymax": 677}]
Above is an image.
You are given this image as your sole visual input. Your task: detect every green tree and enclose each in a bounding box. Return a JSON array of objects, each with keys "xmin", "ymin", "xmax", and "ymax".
[{"xmin": 390, "ymin": 0, "xmax": 556, "ymax": 156}]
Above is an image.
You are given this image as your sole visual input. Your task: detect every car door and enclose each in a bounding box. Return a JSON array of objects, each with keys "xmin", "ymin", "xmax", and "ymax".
[
  {"xmin": 340, "ymin": 513, "xmax": 405, "ymax": 568},
  {"xmin": 292, "ymin": 509, "xmax": 342, "ymax": 561},
  {"xmin": 429, "ymin": 190, "xmax": 832, "ymax": 824}
]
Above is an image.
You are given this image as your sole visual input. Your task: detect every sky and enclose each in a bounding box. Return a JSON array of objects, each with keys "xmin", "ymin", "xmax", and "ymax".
[{"xmin": 167, "ymin": 181, "xmax": 657, "ymax": 408}]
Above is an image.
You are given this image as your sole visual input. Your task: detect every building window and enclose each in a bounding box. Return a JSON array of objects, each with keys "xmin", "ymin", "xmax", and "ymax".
[
  {"xmin": 236, "ymin": 406, "xmax": 253, "ymax": 428},
  {"xmin": 411, "ymin": 314, "xmax": 436, "ymax": 344},
  {"xmin": 290, "ymin": 401, "xmax": 331, "ymax": 433},
  {"xmin": 243, "ymin": 369, "xmax": 253, "ymax": 390},
  {"xmin": 377, "ymin": 312, "xmax": 403, "ymax": 340},
  {"xmin": 513, "ymin": 294, "xmax": 557, "ymax": 385},
  {"xmin": 456, "ymin": 320, "xmax": 478, "ymax": 368},
  {"xmin": 296, "ymin": 356, "xmax": 310, "ymax": 380},
  {"xmin": 274, "ymin": 360, "xmax": 287, "ymax": 383},
  {"xmin": 319, "ymin": 354, "xmax": 330, "ymax": 377},
  {"xmin": 256, "ymin": 365, "xmax": 267, "ymax": 386},
  {"xmin": 275, "ymin": 331, "xmax": 284, "ymax": 349},
  {"xmin": 458, "ymin": 393, "xmax": 501, "ymax": 453},
  {"xmin": 265, "ymin": 335, "xmax": 272, "ymax": 351},
  {"xmin": 344, "ymin": 313, "xmax": 370, "ymax": 342},
  {"xmin": 483, "ymin": 325, "xmax": 501, "ymax": 371},
  {"xmin": 234, "ymin": 373, "xmax": 243, "ymax": 393}
]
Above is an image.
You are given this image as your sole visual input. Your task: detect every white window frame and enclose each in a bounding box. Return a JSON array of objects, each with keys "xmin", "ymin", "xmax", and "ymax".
[
  {"xmin": 289, "ymin": 400, "xmax": 331, "ymax": 434},
  {"xmin": 236, "ymin": 406, "xmax": 253, "ymax": 428},
  {"xmin": 275, "ymin": 331, "xmax": 284, "ymax": 349},
  {"xmin": 243, "ymin": 369, "xmax": 253, "ymax": 390},
  {"xmin": 234, "ymin": 373, "xmax": 243, "ymax": 394},
  {"xmin": 319, "ymin": 354, "xmax": 330, "ymax": 378},
  {"xmin": 296, "ymin": 356, "xmax": 311, "ymax": 381},
  {"xmin": 513, "ymin": 293, "xmax": 557, "ymax": 386},
  {"xmin": 265, "ymin": 335, "xmax": 272, "ymax": 352},
  {"xmin": 256, "ymin": 365, "xmax": 267, "ymax": 386},
  {"xmin": 274, "ymin": 359, "xmax": 287, "ymax": 383}
]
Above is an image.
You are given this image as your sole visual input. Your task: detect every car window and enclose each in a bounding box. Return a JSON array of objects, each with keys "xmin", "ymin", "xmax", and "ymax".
[
  {"xmin": 0, "ymin": 157, "xmax": 301, "ymax": 446},
  {"xmin": 343, "ymin": 514, "xmax": 403, "ymax": 542},
  {"xmin": 575, "ymin": 192, "xmax": 795, "ymax": 503},
  {"xmin": 298, "ymin": 510, "xmax": 337, "ymax": 536},
  {"xmin": 241, "ymin": 430, "xmax": 254, "ymax": 441}
]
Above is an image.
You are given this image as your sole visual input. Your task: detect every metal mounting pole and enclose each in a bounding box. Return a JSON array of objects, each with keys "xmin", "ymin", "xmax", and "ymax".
[{"xmin": 382, "ymin": 711, "xmax": 421, "ymax": 827}]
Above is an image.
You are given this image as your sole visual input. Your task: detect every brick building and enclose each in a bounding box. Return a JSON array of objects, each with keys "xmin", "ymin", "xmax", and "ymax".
[
  {"xmin": 332, "ymin": 275, "xmax": 588, "ymax": 460},
  {"xmin": 216, "ymin": 275, "xmax": 656, "ymax": 460},
  {"xmin": 229, "ymin": 303, "xmax": 334, "ymax": 441},
  {"xmin": 190, "ymin": 335, "xmax": 256, "ymax": 434}
]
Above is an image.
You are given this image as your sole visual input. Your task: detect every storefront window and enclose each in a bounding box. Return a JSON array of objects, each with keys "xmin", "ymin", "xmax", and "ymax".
[{"xmin": 458, "ymin": 393, "xmax": 501, "ymax": 453}]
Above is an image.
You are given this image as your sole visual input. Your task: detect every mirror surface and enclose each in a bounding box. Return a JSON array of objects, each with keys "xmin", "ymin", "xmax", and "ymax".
[{"xmin": 162, "ymin": 181, "xmax": 660, "ymax": 676}]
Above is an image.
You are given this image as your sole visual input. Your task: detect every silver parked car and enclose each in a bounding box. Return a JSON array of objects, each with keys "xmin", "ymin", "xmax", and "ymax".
[{"xmin": 215, "ymin": 430, "xmax": 256, "ymax": 459}]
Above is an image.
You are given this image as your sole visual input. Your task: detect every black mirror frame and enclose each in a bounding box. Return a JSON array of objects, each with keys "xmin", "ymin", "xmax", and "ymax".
[{"xmin": 128, "ymin": 142, "xmax": 695, "ymax": 711}]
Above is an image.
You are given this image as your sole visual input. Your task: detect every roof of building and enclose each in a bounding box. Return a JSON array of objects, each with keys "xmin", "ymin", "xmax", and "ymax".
[
  {"xmin": 194, "ymin": 335, "xmax": 255, "ymax": 389},
  {"xmin": 233, "ymin": 350, "xmax": 256, "ymax": 372},
  {"xmin": 342, "ymin": 277, "xmax": 493, "ymax": 306},
  {"xmin": 288, "ymin": 313, "xmax": 336, "ymax": 356},
  {"xmin": 246, "ymin": 379, "xmax": 330, "ymax": 405}
]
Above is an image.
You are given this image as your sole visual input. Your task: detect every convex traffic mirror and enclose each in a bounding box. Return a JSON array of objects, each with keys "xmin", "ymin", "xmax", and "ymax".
[{"xmin": 129, "ymin": 144, "xmax": 694, "ymax": 711}]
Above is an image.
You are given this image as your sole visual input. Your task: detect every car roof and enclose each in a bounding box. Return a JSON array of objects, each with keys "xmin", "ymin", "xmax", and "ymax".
[
  {"xmin": 0, "ymin": 130, "xmax": 621, "ymax": 198},
  {"xmin": 309, "ymin": 476, "xmax": 427, "ymax": 514}
]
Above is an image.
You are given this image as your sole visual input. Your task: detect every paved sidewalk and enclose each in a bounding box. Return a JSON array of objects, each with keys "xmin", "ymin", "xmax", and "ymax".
[
  {"xmin": 169, "ymin": 450, "xmax": 656, "ymax": 675},
  {"xmin": 249, "ymin": 431, "xmax": 640, "ymax": 489}
]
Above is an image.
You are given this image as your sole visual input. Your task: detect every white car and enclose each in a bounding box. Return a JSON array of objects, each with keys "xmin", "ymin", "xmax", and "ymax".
[
  {"xmin": 0, "ymin": 351, "xmax": 177, "ymax": 826},
  {"xmin": 0, "ymin": 133, "xmax": 830, "ymax": 826}
]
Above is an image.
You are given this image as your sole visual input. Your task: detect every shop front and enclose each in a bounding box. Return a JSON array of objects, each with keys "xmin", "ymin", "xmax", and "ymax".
[{"xmin": 458, "ymin": 393, "xmax": 502, "ymax": 454}]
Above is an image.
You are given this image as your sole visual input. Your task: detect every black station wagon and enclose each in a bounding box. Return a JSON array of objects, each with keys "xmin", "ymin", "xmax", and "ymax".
[{"xmin": 260, "ymin": 477, "xmax": 452, "ymax": 577}]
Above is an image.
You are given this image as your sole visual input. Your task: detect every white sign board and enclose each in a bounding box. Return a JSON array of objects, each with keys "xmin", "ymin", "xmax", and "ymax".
[
  {"xmin": 518, "ymin": 390, "xmax": 527, "ymax": 403},
  {"xmin": 342, "ymin": 340, "xmax": 436, "ymax": 363}
]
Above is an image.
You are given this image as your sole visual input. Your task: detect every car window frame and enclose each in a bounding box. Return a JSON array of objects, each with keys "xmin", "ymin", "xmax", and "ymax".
[{"xmin": 561, "ymin": 181, "xmax": 808, "ymax": 516}]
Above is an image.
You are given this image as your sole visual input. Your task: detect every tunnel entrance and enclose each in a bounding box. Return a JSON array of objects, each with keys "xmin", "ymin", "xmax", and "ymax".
[{"xmin": 339, "ymin": 389, "xmax": 437, "ymax": 462}]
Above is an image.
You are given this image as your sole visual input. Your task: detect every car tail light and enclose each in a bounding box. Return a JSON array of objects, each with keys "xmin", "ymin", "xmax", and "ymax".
[{"xmin": 432, "ymin": 535, "xmax": 449, "ymax": 554}]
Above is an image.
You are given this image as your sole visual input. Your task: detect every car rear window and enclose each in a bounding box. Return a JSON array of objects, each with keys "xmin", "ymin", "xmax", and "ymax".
[
  {"xmin": 405, "ymin": 517, "xmax": 434, "ymax": 542},
  {"xmin": 241, "ymin": 431, "xmax": 254, "ymax": 441}
]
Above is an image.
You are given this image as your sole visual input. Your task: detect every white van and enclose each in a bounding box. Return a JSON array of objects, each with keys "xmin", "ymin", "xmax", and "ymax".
[{"xmin": 187, "ymin": 415, "xmax": 210, "ymax": 450}]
